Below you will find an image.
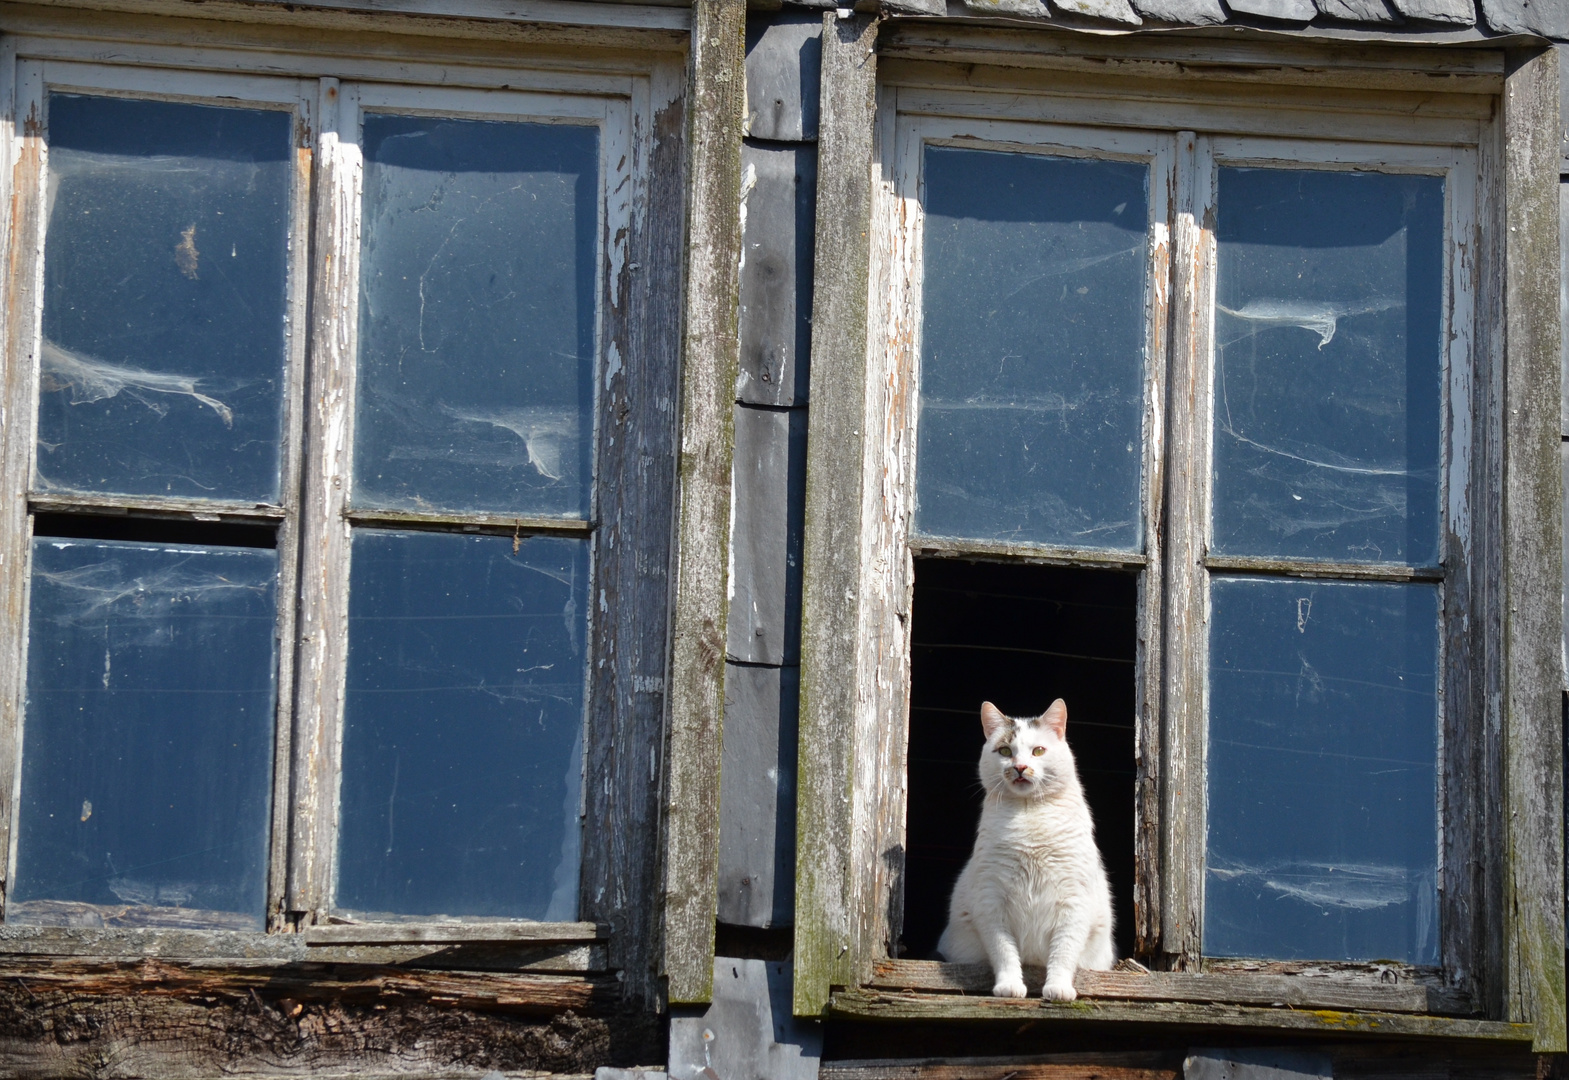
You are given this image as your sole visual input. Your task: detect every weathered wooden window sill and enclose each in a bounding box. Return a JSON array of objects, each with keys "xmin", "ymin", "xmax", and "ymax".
[
  {"xmin": 828, "ymin": 988, "xmax": 1531, "ymax": 1041},
  {"xmin": 833, "ymin": 961, "xmax": 1527, "ymax": 1041}
]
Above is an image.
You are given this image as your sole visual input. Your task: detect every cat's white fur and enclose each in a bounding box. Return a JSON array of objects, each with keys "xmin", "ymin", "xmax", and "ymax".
[{"xmin": 937, "ymin": 698, "xmax": 1115, "ymax": 1001}]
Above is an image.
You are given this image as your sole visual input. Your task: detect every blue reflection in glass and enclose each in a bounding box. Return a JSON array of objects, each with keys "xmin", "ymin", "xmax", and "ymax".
[
  {"xmin": 1206, "ymin": 576, "xmax": 1438, "ymax": 963},
  {"xmin": 13, "ymin": 539, "xmax": 277, "ymax": 929},
  {"xmin": 353, "ymin": 115, "xmax": 598, "ymax": 518},
  {"xmin": 916, "ymin": 147, "xmax": 1147, "ymax": 550},
  {"xmin": 337, "ymin": 530, "xmax": 587, "ymax": 920},
  {"xmin": 1212, "ymin": 168, "xmax": 1444, "ymax": 565},
  {"xmin": 36, "ymin": 95, "xmax": 292, "ymax": 502}
]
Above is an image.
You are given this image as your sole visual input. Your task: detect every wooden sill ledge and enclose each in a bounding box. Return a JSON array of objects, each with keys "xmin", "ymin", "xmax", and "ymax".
[{"xmin": 831, "ymin": 987, "xmax": 1530, "ymax": 1042}]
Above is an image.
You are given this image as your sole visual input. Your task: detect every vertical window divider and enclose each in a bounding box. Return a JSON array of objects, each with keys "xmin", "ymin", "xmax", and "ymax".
[
  {"xmin": 287, "ymin": 75, "xmax": 361, "ymax": 927},
  {"xmin": 1159, "ymin": 130, "xmax": 1212, "ymax": 970},
  {"xmin": 265, "ymin": 81, "xmax": 319, "ymax": 932},
  {"xmin": 0, "ymin": 58, "xmax": 46, "ymax": 915},
  {"xmin": 1135, "ymin": 134, "xmax": 1177, "ymax": 960}
]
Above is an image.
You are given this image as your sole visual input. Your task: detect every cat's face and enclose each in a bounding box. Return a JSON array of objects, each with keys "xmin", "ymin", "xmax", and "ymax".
[{"xmin": 977, "ymin": 698, "xmax": 1073, "ymax": 800}]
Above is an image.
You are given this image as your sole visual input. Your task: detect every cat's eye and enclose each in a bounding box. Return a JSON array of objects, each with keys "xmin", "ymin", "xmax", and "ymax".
[
  {"xmin": 996, "ymin": 745, "xmax": 1012, "ymax": 757},
  {"xmin": 1032, "ymin": 745, "xmax": 1046, "ymax": 756}
]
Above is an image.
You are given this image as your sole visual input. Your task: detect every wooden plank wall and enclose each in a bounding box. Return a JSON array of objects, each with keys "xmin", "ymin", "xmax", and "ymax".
[
  {"xmin": 663, "ymin": 0, "xmax": 745, "ymax": 1008},
  {"xmin": 717, "ymin": 9, "xmax": 820, "ymax": 934}
]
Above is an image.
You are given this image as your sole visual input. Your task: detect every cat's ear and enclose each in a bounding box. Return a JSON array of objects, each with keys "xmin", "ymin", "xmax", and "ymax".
[
  {"xmin": 1041, "ymin": 698, "xmax": 1068, "ymax": 737},
  {"xmin": 980, "ymin": 702, "xmax": 1009, "ymax": 740}
]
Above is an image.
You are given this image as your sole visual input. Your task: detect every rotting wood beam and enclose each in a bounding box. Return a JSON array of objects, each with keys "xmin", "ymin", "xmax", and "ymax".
[
  {"xmin": 795, "ymin": 8, "xmax": 880, "ymax": 1020},
  {"xmin": 0, "ymin": 957, "xmax": 616, "ymax": 1015},
  {"xmin": 662, "ymin": 0, "xmax": 745, "ymax": 1008},
  {"xmin": 1500, "ymin": 43, "xmax": 1567, "ymax": 1055},
  {"xmin": 0, "ymin": 966, "xmax": 620, "ymax": 1079}
]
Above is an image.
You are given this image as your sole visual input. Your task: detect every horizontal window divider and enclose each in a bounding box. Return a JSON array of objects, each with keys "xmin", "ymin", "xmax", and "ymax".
[
  {"xmin": 909, "ymin": 538, "xmax": 1147, "ymax": 570},
  {"xmin": 28, "ymin": 493, "xmax": 287, "ymax": 523},
  {"xmin": 343, "ymin": 509, "xmax": 594, "ymax": 536},
  {"xmin": 869, "ymin": 960, "xmax": 1471, "ymax": 1017},
  {"xmin": 1203, "ymin": 556, "xmax": 1443, "ymax": 582},
  {"xmin": 0, "ymin": 926, "xmax": 605, "ymax": 971},
  {"xmin": 831, "ymin": 985, "xmax": 1526, "ymax": 1041},
  {"xmin": 305, "ymin": 921, "xmax": 606, "ymax": 945}
]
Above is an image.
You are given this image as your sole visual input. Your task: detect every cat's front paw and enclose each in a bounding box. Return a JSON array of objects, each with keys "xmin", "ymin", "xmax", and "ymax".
[
  {"xmin": 1041, "ymin": 980, "xmax": 1077, "ymax": 1002},
  {"xmin": 992, "ymin": 975, "xmax": 1028, "ymax": 999}
]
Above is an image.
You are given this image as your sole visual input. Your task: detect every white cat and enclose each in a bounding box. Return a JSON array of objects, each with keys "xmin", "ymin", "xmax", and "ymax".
[{"xmin": 936, "ymin": 698, "xmax": 1115, "ymax": 1001}]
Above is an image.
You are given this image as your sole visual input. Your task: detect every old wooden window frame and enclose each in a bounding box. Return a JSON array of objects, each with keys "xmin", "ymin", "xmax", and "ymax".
[
  {"xmin": 796, "ymin": 16, "xmax": 1564, "ymax": 1051},
  {"xmin": 0, "ymin": 9, "xmax": 700, "ymax": 1002}
]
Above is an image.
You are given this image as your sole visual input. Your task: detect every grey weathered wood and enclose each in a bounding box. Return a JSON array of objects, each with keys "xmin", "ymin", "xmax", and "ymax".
[
  {"xmin": 661, "ymin": 0, "xmax": 744, "ymax": 1008},
  {"xmin": 821, "ymin": 1052, "xmax": 1178, "ymax": 1080},
  {"xmin": 1562, "ymin": 49, "xmax": 1569, "ymax": 172},
  {"xmin": 287, "ymin": 76, "xmax": 359, "ymax": 926},
  {"xmin": 23, "ymin": 492, "xmax": 287, "ymax": 521},
  {"xmin": 1202, "ymin": 555, "xmax": 1443, "ymax": 581},
  {"xmin": 870, "ymin": 960, "xmax": 1472, "ymax": 1015},
  {"xmin": 795, "ymin": 10, "xmax": 880, "ymax": 1019},
  {"xmin": 1158, "ymin": 131, "xmax": 1209, "ymax": 970},
  {"xmin": 1482, "ymin": 0, "xmax": 1569, "ymax": 37},
  {"xmin": 739, "ymin": 141, "xmax": 817, "ymax": 407},
  {"xmin": 1500, "ymin": 45, "xmax": 1566, "ymax": 1053},
  {"xmin": 305, "ymin": 923, "xmax": 603, "ymax": 945},
  {"xmin": 343, "ymin": 508, "xmax": 592, "ymax": 534},
  {"xmin": 577, "ymin": 55, "xmax": 689, "ymax": 1014},
  {"xmin": 668, "ymin": 958, "xmax": 822, "ymax": 1080},
  {"xmin": 1183, "ymin": 1050, "xmax": 1330, "ymax": 1080},
  {"xmin": 1389, "ymin": 0, "xmax": 1475, "ymax": 24},
  {"xmin": 1562, "ymin": 180, "xmax": 1569, "ymax": 436},
  {"xmin": 728, "ymin": 405, "xmax": 806, "ymax": 665},
  {"xmin": 911, "ymin": 538, "xmax": 1146, "ymax": 568},
  {"xmin": 717, "ymin": 663, "xmax": 799, "ymax": 928},
  {"xmin": 1221, "ymin": 0, "xmax": 1316, "ymax": 20},
  {"xmin": 264, "ymin": 92, "xmax": 316, "ymax": 933},
  {"xmin": 827, "ymin": 987, "xmax": 1535, "ymax": 1041},
  {"xmin": 1129, "ymin": 0, "xmax": 1228, "ymax": 25},
  {"xmin": 1563, "ymin": 440, "xmax": 1568, "ymax": 690},
  {"xmin": 1315, "ymin": 0, "xmax": 1400, "ymax": 21},
  {"xmin": 0, "ymin": 54, "xmax": 39, "ymax": 911},
  {"xmin": 745, "ymin": 13, "xmax": 821, "ymax": 143},
  {"xmin": 884, "ymin": 0, "xmax": 947, "ymax": 13}
]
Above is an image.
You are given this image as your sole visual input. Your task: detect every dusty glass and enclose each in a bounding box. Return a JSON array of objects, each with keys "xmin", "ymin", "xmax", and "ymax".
[
  {"xmin": 915, "ymin": 146, "xmax": 1147, "ymax": 550},
  {"xmin": 1211, "ymin": 167, "xmax": 1444, "ymax": 565},
  {"xmin": 336, "ymin": 530, "xmax": 588, "ymax": 920},
  {"xmin": 353, "ymin": 115, "xmax": 599, "ymax": 518},
  {"xmin": 12, "ymin": 538, "xmax": 277, "ymax": 929},
  {"xmin": 1205, "ymin": 576, "xmax": 1439, "ymax": 964},
  {"xmin": 35, "ymin": 94, "xmax": 292, "ymax": 503}
]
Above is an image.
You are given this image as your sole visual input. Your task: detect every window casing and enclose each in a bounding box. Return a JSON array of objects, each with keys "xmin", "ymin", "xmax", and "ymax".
[
  {"xmin": 0, "ymin": 26, "xmax": 684, "ymax": 971},
  {"xmin": 794, "ymin": 34, "xmax": 1563, "ymax": 1040}
]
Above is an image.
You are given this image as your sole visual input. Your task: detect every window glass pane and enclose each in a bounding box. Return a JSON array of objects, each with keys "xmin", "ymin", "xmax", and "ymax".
[
  {"xmin": 36, "ymin": 95, "xmax": 292, "ymax": 503},
  {"xmin": 337, "ymin": 530, "xmax": 587, "ymax": 920},
  {"xmin": 1205, "ymin": 576, "xmax": 1438, "ymax": 964},
  {"xmin": 915, "ymin": 147, "xmax": 1147, "ymax": 550},
  {"xmin": 1212, "ymin": 168, "xmax": 1444, "ymax": 565},
  {"xmin": 12, "ymin": 538, "xmax": 277, "ymax": 929},
  {"xmin": 353, "ymin": 115, "xmax": 598, "ymax": 518}
]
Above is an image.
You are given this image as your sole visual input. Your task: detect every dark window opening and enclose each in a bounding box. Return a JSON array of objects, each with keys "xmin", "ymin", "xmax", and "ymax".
[
  {"xmin": 903, "ymin": 556, "xmax": 1138, "ymax": 963},
  {"xmin": 32, "ymin": 511, "xmax": 277, "ymax": 549}
]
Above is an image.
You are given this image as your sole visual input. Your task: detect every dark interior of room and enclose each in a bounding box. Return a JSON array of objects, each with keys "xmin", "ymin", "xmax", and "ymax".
[{"xmin": 902, "ymin": 556, "xmax": 1139, "ymax": 964}]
